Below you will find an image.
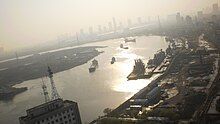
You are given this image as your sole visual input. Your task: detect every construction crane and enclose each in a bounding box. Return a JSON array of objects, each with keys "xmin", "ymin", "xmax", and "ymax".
[{"xmin": 47, "ymin": 66, "xmax": 61, "ymax": 100}]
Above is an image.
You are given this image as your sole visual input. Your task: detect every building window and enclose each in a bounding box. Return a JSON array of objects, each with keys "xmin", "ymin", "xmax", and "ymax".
[{"xmin": 64, "ymin": 116, "xmax": 66, "ymax": 119}]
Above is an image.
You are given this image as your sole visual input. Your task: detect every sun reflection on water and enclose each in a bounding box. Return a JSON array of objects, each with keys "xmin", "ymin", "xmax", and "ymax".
[
  {"xmin": 111, "ymin": 47, "xmax": 152, "ymax": 94},
  {"xmin": 113, "ymin": 79, "xmax": 152, "ymax": 93}
]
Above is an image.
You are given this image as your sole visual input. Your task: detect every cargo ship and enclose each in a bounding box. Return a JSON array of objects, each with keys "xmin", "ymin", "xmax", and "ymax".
[
  {"xmin": 147, "ymin": 49, "xmax": 166, "ymax": 68},
  {"xmin": 89, "ymin": 59, "xmax": 98, "ymax": 73},
  {"xmin": 127, "ymin": 59, "xmax": 146, "ymax": 80},
  {"xmin": 124, "ymin": 37, "xmax": 136, "ymax": 43},
  {"xmin": 111, "ymin": 57, "xmax": 116, "ymax": 64}
]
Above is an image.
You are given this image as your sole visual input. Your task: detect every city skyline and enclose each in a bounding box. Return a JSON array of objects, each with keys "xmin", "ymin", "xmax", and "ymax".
[{"xmin": 0, "ymin": 0, "xmax": 219, "ymax": 50}]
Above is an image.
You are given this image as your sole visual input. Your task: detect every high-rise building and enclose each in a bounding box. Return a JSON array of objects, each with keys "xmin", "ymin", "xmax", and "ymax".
[
  {"xmin": 119, "ymin": 22, "xmax": 123, "ymax": 30},
  {"xmin": 98, "ymin": 25, "xmax": 102, "ymax": 34},
  {"xmin": 103, "ymin": 26, "xmax": 107, "ymax": 33},
  {"xmin": 112, "ymin": 17, "xmax": 117, "ymax": 32},
  {"xmin": 19, "ymin": 67, "xmax": 82, "ymax": 124},
  {"xmin": 197, "ymin": 11, "xmax": 203, "ymax": 20},
  {"xmin": 0, "ymin": 46, "xmax": 4, "ymax": 54},
  {"xmin": 108, "ymin": 22, "xmax": 113, "ymax": 31},
  {"xmin": 79, "ymin": 29, "xmax": 84, "ymax": 36},
  {"xmin": 137, "ymin": 17, "xmax": 142, "ymax": 25},
  {"xmin": 19, "ymin": 99, "xmax": 82, "ymax": 124},
  {"xmin": 89, "ymin": 26, "xmax": 94, "ymax": 35},
  {"xmin": 127, "ymin": 19, "xmax": 132, "ymax": 28},
  {"xmin": 213, "ymin": 3, "xmax": 219, "ymax": 13},
  {"xmin": 176, "ymin": 12, "xmax": 181, "ymax": 24},
  {"xmin": 185, "ymin": 15, "xmax": 193, "ymax": 26}
]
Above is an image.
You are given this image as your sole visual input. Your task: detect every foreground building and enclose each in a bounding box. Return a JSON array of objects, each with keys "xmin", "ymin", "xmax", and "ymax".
[
  {"xmin": 19, "ymin": 98, "xmax": 82, "ymax": 124},
  {"xmin": 19, "ymin": 67, "xmax": 82, "ymax": 124}
]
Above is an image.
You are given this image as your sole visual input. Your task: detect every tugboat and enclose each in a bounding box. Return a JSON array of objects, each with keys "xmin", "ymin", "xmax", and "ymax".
[
  {"xmin": 111, "ymin": 57, "xmax": 116, "ymax": 64},
  {"xmin": 120, "ymin": 44, "xmax": 124, "ymax": 48},
  {"xmin": 120, "ymin": 44, "xmax": 129, "ymax": 49},
  {"xmin": 89, "ymin": 59, "xmax": 98, "ymax": 73},
  {"xmin": 124, "ymin": 37, "xmax": 136, "ymax": 43}
]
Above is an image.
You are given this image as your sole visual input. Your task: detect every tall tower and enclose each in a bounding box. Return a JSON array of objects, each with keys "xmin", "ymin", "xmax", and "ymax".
[
  {"xmin": 41, "ymin": 78, "xmax": 50, "ymax": 102},
  {"xmin": 47, "ymin": 66, "xmax": 60, "ymax": 100},
  {"xmin": 158, "ymin": 16, "xmax": 162, "ymax": 30},
  {"xmin": 112, "ymin": 17, "xmax": 117, "ymax": 32}
]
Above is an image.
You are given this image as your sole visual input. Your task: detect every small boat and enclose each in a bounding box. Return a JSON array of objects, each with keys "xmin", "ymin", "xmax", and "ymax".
[
  {"xmin": 123, "ymin": 46, "xmax": 129, "ymax": 49},
  {"xmin": 120, "ymin": 44, "xmax": 129, "ymax": 49},
  {"xmin": 124, "ymin": 37, "xmax": 136, "ymax": 43},
  {"xmin": 120, "ymin": 44, "xmax": 124, "ymax": 48},
  {"xmin": 111, "ymin": 57, "xmax": 116, "ymax": 64},
  {"xmin": 89, "ymin": 59, "xmax": 98, "ymax": 73}
]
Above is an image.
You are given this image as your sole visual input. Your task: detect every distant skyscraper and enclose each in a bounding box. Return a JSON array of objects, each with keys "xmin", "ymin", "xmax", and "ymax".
[
  {"xmin": 0, "ymin": 46, "xmax": 4, "ymax": 54},
  {"xmin": 137, "ymin": 17, "xmax": 142, "ymax": 25},
  {"xmin": 89, "ymin": 26, "xmax": 94, "ymax": 35},
  {"xmin": 112, "ymin": 17, "xmax": 117, "ymax": 32},
  {"xmin": 103, "ymin": 26, "xmax": 107, "ymax": 33},
  {"xmin": 98, "ymin": 25, "xmax": 102, "ymax": 34},
  {"xmin": 157, "ymin": 16, "xmax": 162, "ymax": 29},
  {"xmin": 80, "ymin": 29, "xmax": 84, "ymax": 36},
  {"xmin": 197, "ymin": 11, "xmax": 203, "ymax": 20},
  {"xmin": 108, "ymin": 22, "xmax": 113, "ymax": 31},
  {"xmin": 127, "ymin": 19, "xmax": 132, "ymax": 28},
  {"xmin": 176, "ymin": 12, "xmax": 182, "ymax": 24},
  {"xmin": 213, "ymin": 3, "xmax": 219, "ymax": 13},
  {"xmin": 148, "ymin": 16, "xmax": 151, "ymax": 23},
  {"xmin": 185, "ymin": 15, "xmax": 193, "ymax": 26},
  {"xmin": 212, "ymin": 15, "xmax": 218, "ymax": 24}
]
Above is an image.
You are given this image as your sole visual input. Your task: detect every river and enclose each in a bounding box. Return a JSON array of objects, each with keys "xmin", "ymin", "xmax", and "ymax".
[{"xmin": 0, "ymin": 36, "xmax": 168, "ymax": 124}]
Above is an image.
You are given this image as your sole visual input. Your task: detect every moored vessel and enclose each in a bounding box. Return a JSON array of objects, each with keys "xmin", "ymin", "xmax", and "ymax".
[
  {"xmin": 89, "ymin": 59, "xmax": 98, "ymax": 73},
  {"xmin": 111, "ymin": 57, "xmax": 116, "ymax": 64}
]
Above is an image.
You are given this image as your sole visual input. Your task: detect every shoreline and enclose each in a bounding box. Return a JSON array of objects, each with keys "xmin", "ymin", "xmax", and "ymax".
[
  {"xmin": 94, "ymin": 34, "xmax": 220, "ymax": 123},
  {"xmin": 0, "ymin": 46, "xmax": 104, "ymax": 101}
]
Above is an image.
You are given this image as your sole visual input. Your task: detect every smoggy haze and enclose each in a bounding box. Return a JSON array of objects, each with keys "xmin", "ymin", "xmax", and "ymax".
[{"xmin": 0, "ymin": 0, "xmax": 218, "ymax": 50}]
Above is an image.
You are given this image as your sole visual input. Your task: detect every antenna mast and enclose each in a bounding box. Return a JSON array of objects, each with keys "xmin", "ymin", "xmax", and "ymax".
[
  {"xmin": 41, "ymin": 78, "xmax": 50, "ymax": 102},
  {"xmin": 47, "ymin": 66, "xmax": 60, "ymax": 100}
]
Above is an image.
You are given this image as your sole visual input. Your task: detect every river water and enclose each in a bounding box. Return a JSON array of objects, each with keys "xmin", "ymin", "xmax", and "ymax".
[{"xmin": 0, "ymin": 36, "xmax": 168, "ymax": 124}]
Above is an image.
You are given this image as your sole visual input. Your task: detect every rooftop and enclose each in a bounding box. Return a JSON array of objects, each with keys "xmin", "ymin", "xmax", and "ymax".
[{"xmin": 20, "ymin": 99, "xmax": 77, "ymax": 121}]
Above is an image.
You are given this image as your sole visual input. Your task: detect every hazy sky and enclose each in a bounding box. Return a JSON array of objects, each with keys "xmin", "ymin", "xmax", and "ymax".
[{"xmin": 0, "ymin": 0, "xmax": 218, "ymax": 50}]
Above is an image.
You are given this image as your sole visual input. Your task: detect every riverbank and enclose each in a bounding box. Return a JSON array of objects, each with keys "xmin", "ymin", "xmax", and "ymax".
[
  {"xmin": 95, "ymin": 34, "xmax": 220, "ymax": 123},
  {"xmin": 0, "ymin": 46, "xmax": 104, "ymax": 100}
]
